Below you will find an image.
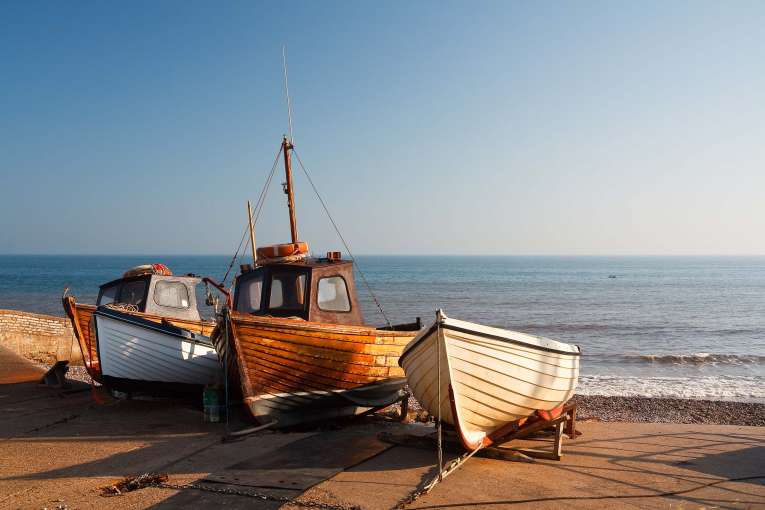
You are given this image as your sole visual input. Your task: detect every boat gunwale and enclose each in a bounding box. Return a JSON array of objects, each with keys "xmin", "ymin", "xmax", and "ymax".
[
  {"xmin": 63, "ymin": 296, "xmax": 101, "ymax": 381},
  {"xmin": 400, "ymin": 320, "xmax": 581, "ymax": 364},
  {"xmin": 228, "ymin": 310, "xmax": 418, "ymax": 338},
  {"xmin": 93, "ymin": 307, "xmax": 215, "ymax": 347}
]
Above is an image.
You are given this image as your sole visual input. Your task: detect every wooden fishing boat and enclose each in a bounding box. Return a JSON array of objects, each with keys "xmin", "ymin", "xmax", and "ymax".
[
  {"xmin": 214, "ymin": 136, "xmax": 420, "ymax": 427},
  {"xmin": 399, "ymin": 310, "xmax": 580, "ymax": 450},
  {"xmin": 62, "ymin": 264, "xmax": 221, "ymax": 392}
]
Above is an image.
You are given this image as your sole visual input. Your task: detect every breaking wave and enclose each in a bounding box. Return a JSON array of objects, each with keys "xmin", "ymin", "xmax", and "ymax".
[
  {"xmin": 624, "ymin": 353, "xmax": 765, "ymax": 365},
  {"xmin": 577, "ymin": 374, "xmax": 765, "ymax": 402}
]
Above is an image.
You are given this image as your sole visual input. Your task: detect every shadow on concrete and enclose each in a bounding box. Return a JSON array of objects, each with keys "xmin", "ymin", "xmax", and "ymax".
[
  {"xmin": 409, "ymin": 428, "xmax": 765, "ymax": 509},
  {"xmin": 686, "ymin": 445, "xmax": 765, "ymax": 486},
  {"xmin": 1, "ymin": 375, "xmax": 426, "ymax": 509}
]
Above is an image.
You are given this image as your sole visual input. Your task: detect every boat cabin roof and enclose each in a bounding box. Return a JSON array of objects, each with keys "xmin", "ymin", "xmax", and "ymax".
[
  {"xmin": 233, "ymin": 258, "xmax": 364, "ymax": 325},
  {"xmin": 97, "ymin": 274, "xmax": 203, "ymax": 321}
]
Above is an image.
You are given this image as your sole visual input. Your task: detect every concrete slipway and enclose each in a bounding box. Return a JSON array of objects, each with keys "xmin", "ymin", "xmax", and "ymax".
[{"xmin": 0, "ymin": 347, "xmax": 763, "ymax": 510}]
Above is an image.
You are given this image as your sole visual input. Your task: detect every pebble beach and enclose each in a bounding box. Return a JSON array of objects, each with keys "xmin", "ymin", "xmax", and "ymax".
[
  {"xmin": 572, "ymin": 394, "xmax": 765, "ymax": 427},
  {"xmin": 56, "ymin": 367, "xmax": 765, "ymax": 427}
]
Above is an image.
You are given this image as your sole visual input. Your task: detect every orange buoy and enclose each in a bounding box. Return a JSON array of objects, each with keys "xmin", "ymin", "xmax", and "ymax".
[
  {"xmin": 256, "ymin": 242, "xmax": 309, "ymax": 260},
  {"xmin": 122, "ymin": 263, "xmax": 173, "ymax": 279}
]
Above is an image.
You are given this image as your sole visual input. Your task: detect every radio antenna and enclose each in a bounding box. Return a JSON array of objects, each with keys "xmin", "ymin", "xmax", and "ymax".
[{"xmin": 282, "ymin": 45, "xmax": 294, "ymax": 144}]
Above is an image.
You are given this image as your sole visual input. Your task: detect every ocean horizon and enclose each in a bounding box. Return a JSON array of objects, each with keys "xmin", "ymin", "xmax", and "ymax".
[{"xmin": 1, "ymin": 254, "xmax": 763, "ymax": 403}]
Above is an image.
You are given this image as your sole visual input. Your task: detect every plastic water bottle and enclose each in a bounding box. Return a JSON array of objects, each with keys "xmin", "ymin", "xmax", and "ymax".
[{"xmin": 202, "ymin": 385, "xmax": 220, "ymax": 423}]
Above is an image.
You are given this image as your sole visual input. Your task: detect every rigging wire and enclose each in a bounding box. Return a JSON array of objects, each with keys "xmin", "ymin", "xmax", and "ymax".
[
  {"xmin": 292, "ymin": 148, "xmax": 393, "ymax": 329},
  {"xmin": 221, "ymin": 146, "xmax": 283, "ymax": 286},
  {"xmin": 239, "ymin": 154, "xmax": 280, "ymax": 263}
]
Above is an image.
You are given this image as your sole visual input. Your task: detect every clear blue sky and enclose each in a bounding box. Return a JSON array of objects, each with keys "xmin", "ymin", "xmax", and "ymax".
[{"xmin": 1, "ymin": 1, "xmax": 763, "ymax": 255}]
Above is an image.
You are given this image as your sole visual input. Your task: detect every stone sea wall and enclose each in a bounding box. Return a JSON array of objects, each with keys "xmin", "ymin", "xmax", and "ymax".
[{"xmin": 0, "ymin": 309, "xmax": 83, "ymax": 364}]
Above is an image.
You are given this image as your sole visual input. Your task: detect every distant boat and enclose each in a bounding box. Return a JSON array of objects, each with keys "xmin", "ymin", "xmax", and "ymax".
[
  {"xmin": 399, "ymin": 310, "xmax": 580, "ymax": 450},
  {"xmin": 213, "ymin": 136, "xmax": 421, "ymax": 427},
  {"xmin": 63, "ymin": 264, "xmax": 222, "ymax": 392}
]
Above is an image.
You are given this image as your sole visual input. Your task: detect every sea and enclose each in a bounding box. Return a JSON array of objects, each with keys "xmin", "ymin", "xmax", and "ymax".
[{"xmin": 1, "ymin": 255, "xmax": 763, "ymax": 403}]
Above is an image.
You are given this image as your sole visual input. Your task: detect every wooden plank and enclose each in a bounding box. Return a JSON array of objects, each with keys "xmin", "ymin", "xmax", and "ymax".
[
  {"xmin": 247, "ymin": 355, "xmax": 386, "ymax": 391},
  {"xmin": 239, "ymin": 345, "xmax": 384, "ymax": 385},
  {"xmin": 238, "ymin": 332, "xmax": 379, "ymax": 364},
  {"xmin": 231, "ymin": 312, "xmax": 416, "ymax": 340},
  {"xmin": 238, "ymin": 341, "xmax": 392, "ymax": 376},
  {"xmin": 247, "ymin": 359, "xmax": 343, "ymax": 392},
  {"xmin": 236, "ymin": 323, "xmax": 379, "ymax": 349}
]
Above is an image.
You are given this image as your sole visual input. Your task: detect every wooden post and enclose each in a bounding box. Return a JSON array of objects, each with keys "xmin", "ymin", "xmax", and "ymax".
[
  {"xmin": 282, "ymin": 136, "xmax": 299, "ymax": 244},
  {"xmin": 247, "ymin": 200, "xmax": 257, "ymax": 265},
  {"xmin": 565, "ymin": 404, "xmax": 578, "ymax": 439},
  {"xmin": 552, "ymin": 420, "xmax": 564, "ymax": 460}
]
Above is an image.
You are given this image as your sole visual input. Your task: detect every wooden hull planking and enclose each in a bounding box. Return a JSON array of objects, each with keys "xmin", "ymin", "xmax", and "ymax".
[
  {"xmin": 63, "ymin": 297, "xmax": 100, "ymax": 381},
  {"xmin": 220, "ymin": 312, "xmax": 416, "ymax": 426},
  {"xmin": 400, "ymin": 312, "xmax": 580, "ymax": 450}
]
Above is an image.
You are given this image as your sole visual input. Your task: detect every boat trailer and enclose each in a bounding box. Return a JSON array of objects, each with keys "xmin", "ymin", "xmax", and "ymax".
[{"xmin": 381, "ymin": 403, "xmax": 579, "ymax": 497}]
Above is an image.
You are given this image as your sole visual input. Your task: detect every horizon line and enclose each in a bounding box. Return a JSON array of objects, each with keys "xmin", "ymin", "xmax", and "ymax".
[{"xmin": 2, "ymin": 253, "xmax": 765, "ymax": 258}]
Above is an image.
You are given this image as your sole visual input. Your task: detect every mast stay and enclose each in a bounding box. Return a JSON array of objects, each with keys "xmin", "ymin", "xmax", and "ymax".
[{"xmin": 223, "ymin": 48, "xmax": 392, "ymax": 327}]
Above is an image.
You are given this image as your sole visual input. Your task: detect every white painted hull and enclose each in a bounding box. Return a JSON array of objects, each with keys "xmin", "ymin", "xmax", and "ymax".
[
  {"xmin": 400, "ymin": 311, "xmax": 580, "ymax": 449},
  {"xmin": 95, "ymin": 313, "xmax": 221, "ymax": 386}
]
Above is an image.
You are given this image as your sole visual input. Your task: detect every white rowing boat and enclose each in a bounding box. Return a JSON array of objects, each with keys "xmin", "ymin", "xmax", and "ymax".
[{"xmin": 399, "ymin": 310, "xmax": 580, "ymax": 450}]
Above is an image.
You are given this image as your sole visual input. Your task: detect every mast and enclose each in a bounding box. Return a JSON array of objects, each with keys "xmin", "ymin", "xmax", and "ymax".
[
  {"xmin": 247, "ymin": 200, "xmax": 257, "ymax": 265},
  {"xmin": 282, "ymin": 135, "xmax": 299, "ymax": 243}
]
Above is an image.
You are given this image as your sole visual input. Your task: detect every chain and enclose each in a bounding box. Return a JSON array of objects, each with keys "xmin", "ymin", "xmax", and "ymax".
[
  {"xmin": 394, "ymin": 484, "xmax": 427, "ymax": 509},
  {"xmin": 156, "ymin": 480, "xmax": 361, "ymax": 510}
]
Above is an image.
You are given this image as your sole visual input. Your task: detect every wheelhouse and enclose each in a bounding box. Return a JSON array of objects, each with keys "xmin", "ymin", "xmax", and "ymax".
[
  {"xmin": 233, "ymin": 258, "xmax": 363, "ymax": 326},
  {"xmin": 97, "ymin": 274, "xmax": 203, "ymax": 321}
]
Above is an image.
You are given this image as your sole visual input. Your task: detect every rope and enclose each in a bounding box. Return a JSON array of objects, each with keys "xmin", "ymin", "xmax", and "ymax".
[
  {"xmin": 104, "ymin": 303, "xmax": 139, "ymax": 313},
  {"xmin": 221, "ymin": 146, "xmax": 283, "ymax": 286},
  {"xmin": 292, "ymin": 149, "xmax": 392, "ymax": 329}
]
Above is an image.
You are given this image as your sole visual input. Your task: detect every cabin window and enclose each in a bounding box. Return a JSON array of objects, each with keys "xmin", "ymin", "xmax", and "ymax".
[
  {"xmin": 118, "ymin": 279, "xmax": 148, "ymax": 309},
  {"xmin": 236, "ymin": 273, "xmax": 264, "ymax": 313},
  {"xmin": 98, "ymin": 283, "xmax": 119, "ymax": 306},
  {"xmin": 268, "ymin": 271, "xmax": 307, "ymax": 311},
  {"xmin": 317, "ymin": 276, "xmax": 351, "ymax": 312},
  {"xmin": 153, "ymin": 281, "xmax": 190, "ymax": 309}
]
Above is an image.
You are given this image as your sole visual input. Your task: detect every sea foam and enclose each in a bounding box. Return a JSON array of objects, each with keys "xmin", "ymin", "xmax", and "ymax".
[
  {"xmin": 623, "ymin": 353, "xmax": 765, "ymax": 365},
  {"xmin": 577, "ymin": 374, "xmax": 765, "ymax": 402}
]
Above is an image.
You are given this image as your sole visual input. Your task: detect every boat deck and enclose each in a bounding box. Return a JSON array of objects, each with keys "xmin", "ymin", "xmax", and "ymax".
[{"xmin": 1, "ymin": 347, "xmax": 763, "ymax": 509}]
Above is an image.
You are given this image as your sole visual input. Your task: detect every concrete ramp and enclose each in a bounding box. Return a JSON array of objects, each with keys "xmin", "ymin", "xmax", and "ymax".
[{"xmin": 203, "ymin": 429, "xmax": 393, "ymax": 491}]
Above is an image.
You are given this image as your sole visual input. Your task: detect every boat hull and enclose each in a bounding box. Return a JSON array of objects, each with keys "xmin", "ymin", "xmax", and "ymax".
[
  {"xmin": 400, "ymin": 312, "xmax": 580, "ymax": 450},
  {"xmin": 63, "ymin": 297, "xmax": 100, "ymax": 381},
  {"xmin": 248, "ymin": 378, "xmax": 408, "ymax": 427},
  {"xmin": 216, "ymin": 312, "xmax": 416, "ymax": 427},
  {"xmin": 93, "ymin": 308, "xmax": 221, "ymax": 388},
  {"xmin": 63, "ymin": 295, "xmax": 218, "ymax": 388}
]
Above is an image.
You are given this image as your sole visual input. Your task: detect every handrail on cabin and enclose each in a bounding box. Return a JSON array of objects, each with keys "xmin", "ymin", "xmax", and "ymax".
[{"xmin": 202, "ymin": 277, "xmax": 232, "ymax": 309}]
